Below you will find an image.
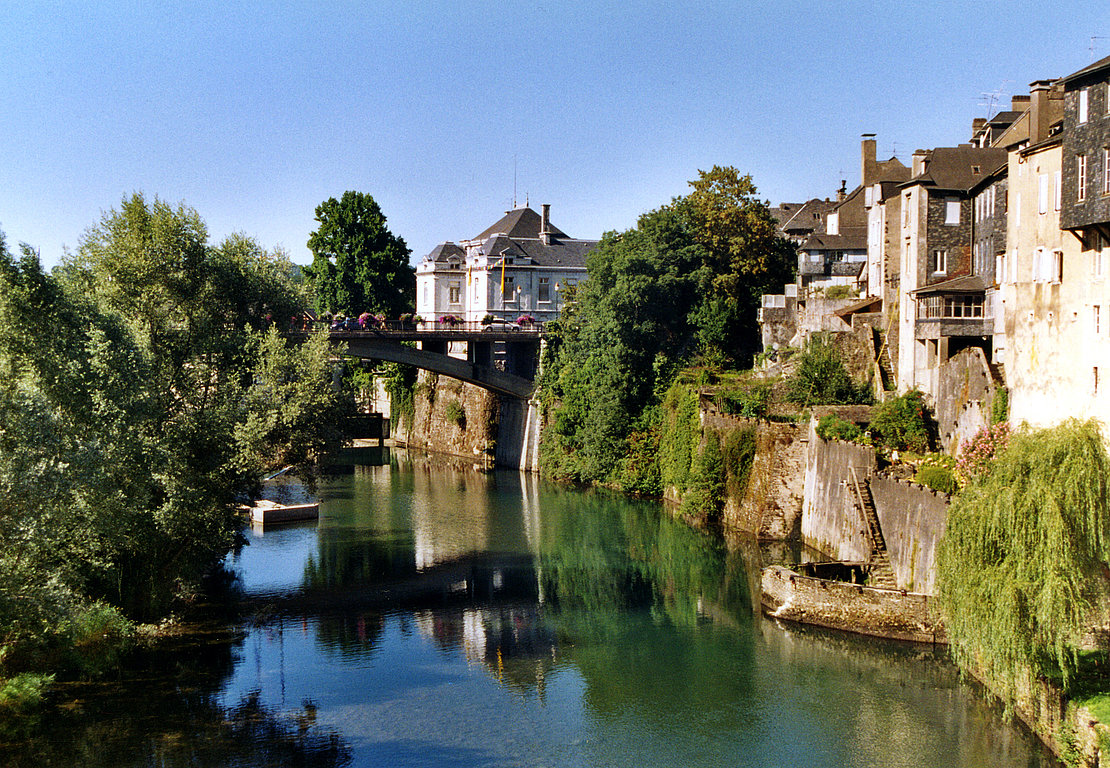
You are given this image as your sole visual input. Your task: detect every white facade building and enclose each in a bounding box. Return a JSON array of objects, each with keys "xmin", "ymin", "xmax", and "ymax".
[{"xmin": 415, "ymin": 205, "xmax": 596, "ymax": 324}]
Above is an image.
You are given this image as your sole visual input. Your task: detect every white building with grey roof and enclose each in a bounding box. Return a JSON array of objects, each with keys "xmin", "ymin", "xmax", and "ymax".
[{"xmin": 415, "ymin": 204, "xmax": 596, "ymax": 324}]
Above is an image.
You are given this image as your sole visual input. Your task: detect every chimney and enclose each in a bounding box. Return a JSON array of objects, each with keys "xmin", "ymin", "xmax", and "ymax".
[
  {"xmin": 1029, "ymin": 80, "xmax": 1057, "ymax": 144},
  {"xmin": 912, "ymin": 149, "xmax": 928, "ymax": 177},
  {"xmin": 1011, "ymin": 94, "xmax": 1030, "ymax": 111},
  {"xmin": 540, "ymin": 204, "xmax": 551, "ymax": 245},
  {"xmin": 837, "ymin": 180, "xmax": 847, "ymax": 202},
  {"xmin": 861, "ymin": 133, "xmax": 877, "ymax": 186}
]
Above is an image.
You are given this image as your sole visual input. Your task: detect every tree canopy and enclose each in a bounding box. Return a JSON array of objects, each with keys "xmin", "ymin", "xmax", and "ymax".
[
  {"xmin": 539, "ymin": 167, "xmax": 796, "ymax": 488},
  {"xmin": 936, "ymin": 419, "xmax": 1110, "ymax": 707},
  {"xmin": 304, "ymin": 191, "xmax": 414, "ymax": 317},
  {"xmin": 0, "ymin": 194, "xmax": 353, "ymax": 664}
]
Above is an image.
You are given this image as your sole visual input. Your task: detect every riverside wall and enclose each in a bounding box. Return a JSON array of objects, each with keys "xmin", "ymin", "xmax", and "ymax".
[
  {"xmin": 700, "ymin": 411, "xmax": 807, "ymax": 539},
  {"xmin": 800, "ymin": 425, "xmax": 876, "ymax": 563},
  {"xmin": 868, "ymin": 472, "xmax": 949, "ymax": 594},
  {"xmin": 391, "ymin": 372, "xmax": 540, "ymax": 471}
]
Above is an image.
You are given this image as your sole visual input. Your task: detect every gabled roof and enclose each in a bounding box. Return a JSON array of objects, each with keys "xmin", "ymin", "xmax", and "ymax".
[
  {"xmin": 780, "ymin": 198, "xmax": 837, "ymax": 234},
  {"xmin": 904, "ymin": 146, "xmax": 1008, "ymax": 192},
  {"xmin": 1062, "ymin": 53, "xmax": 1110, "ymax": 86},
  {"xmin": 472, "ymin": 207, "xmax": 567, "ymax": 241}
]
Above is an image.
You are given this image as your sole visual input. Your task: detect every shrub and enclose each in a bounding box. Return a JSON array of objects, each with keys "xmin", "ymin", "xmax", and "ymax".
[
  {"xmin": 785, "ymin": 334, "xmax": 871, "ymax": 407},
  {"xmin": 824, "ymin": 285, "xmax": 850, "ymax": 299},
  {"xmin": 870, "ymin": 389, "xmax": 931, "ymax": 453},
  {"xmin": 716, "ymin": 382, "xmax": 772, "ymax": 419},
  {"xmin": 955, "ymin": 422, "xmax": 1011, "ymax": 487},
  {"xmin": 444, "ymin": 400, "xmax": 466, "ymax": 428},
  {"xmin": 990, "ymin": 387, "xmax": 1009, "ymax": 424},
  {"xmin": 915, "ymin": 462, "xmax": 958, "ymax": 495},
  {"xmin": 815, "ymin": 414, "xmax": 862, "ymax": 442}
]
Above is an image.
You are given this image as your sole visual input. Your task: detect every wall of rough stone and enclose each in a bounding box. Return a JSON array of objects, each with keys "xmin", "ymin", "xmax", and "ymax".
[
  {"xmin": 700, "ymin": 412, "xmax": 807, "ymax": 539},
  {"xmin": 761, "ymin": 565, "xmax": 943, "ymax": 643},
  {"xmin": 394, "ymin": 372, "xmax": 499, "ymax": 465},
  {"xmin": 868, "ymin": 472, "xmax": 949, "ymax": 594},
  {"xmin": 801, "ymin": 424, "xmax": 876, "ymax": 561},
  {"xmin": 934, "ymin": 345, "xmax": 996, "ymax": 455}
]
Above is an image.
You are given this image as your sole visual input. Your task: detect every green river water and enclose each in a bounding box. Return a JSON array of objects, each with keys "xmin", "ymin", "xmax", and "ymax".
[{"xmin": 3, "ymin": 449, "xmax": 1058, "ymax": 767}]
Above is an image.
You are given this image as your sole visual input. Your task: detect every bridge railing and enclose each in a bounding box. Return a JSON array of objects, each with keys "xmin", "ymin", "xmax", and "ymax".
[{"xmin": 293, "ymin": 319, "xmax": 546, "ymax": 335}]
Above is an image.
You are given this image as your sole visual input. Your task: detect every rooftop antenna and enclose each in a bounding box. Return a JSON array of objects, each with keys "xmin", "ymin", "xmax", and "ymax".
[
  {"xmin": 513, "ymin": 155, "xmax": 517, "ymax": 209},
  {"xmin": 978, "ymin": 82, "xmax": 1011, "ymax": 121}
]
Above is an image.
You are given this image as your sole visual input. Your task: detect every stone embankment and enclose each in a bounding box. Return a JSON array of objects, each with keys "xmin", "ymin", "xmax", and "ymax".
[{"xmin": 761, "ymin": 564, "xmax": 943, "ymax": 644}]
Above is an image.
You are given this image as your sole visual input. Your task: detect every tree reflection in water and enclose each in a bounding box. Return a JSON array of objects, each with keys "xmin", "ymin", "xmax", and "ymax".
[{"xmin": 1, "ymin": 628, "xmax": 352, "ymax": 768}]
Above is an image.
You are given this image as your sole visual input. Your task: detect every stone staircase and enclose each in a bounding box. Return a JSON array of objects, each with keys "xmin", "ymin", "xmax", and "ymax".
[
  {"xmin": 848, "ymin": 466, "xmax": 898, "ymax": 589},
  {"xmin": 988, "ymin": 361, "xmax": 1006, "ymax": 387},
  {"xmin": 872, "ymin": 328, "xmax": 896, "ymax": 394}
]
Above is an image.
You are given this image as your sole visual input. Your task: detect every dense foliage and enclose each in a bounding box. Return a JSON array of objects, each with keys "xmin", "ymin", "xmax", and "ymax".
[
  {"xmin": 540, "ymin": 168, "xmax": 795, "ymax": 488},
  {"xmin": 936, "ymin": 420, "xmax": 1110, "ymax": 708},
  {"xmin": 869, "ymin": 388, "xmax": 931, "ymax": 453},
  {"xmin": 0, "ymin": 195, "xmax": 352, "ymax": 675},
  {"xmin": 784, "ymin": 334, "xmax": 871, "ymax": 408},
  {"xmin": 814, "ymin": 414, "xmax": 862, "ymax": 442},
  {"xmin": 303, "ymin": 191, "xmax": 414, "ymax": 317}
]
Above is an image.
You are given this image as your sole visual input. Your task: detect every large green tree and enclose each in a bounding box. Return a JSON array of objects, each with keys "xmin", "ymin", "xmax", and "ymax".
[
  {"xmin": 540, "ymin": 167, "xmax": 796, "ymax": 487},
  {"xmin": 304, "ymin": 191, "xmax": 414, "ymax": 317},
  {"xmin": 0, "ymin": 194, "xmax": 352, "ymax": 656}
]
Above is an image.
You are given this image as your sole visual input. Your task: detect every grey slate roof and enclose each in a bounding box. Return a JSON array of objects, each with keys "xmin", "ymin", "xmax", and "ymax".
[
  {"xmin": 905, "ymin": 146, "xmax": 1008, "ymax": 192},
  {"xmin": 473, "ymin": 207, "xmax": 568, "ymax": 241},
  {"xmin": 426, "ymin": 242, "xmax": 465, "ymax": 262},
  {"xmin": 800, "ymin": 230, "xmax": 867, "ymax": 251},
  {"xmin": 1062, "ymin": 53, "xmax": 1110, "ymax": 85},
  {"xmin": 420, "ymin": 206, "xmax": 597, "ymax": 268}
]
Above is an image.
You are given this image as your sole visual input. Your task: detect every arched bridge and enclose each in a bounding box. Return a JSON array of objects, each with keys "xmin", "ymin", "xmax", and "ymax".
[{"xmin": 310, "ymin": 325, "xmax": 543, "ymax": 399}]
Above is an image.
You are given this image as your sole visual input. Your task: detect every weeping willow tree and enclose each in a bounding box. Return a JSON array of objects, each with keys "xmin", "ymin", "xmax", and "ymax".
[{"xmin": 936, "ymin": 419, "xmax": 1110, "ymax": 707}]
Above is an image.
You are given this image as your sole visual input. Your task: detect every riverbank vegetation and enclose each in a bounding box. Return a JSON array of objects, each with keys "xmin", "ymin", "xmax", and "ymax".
[
  {"xmin": 538, "ymin": 167, "xmax": 794, "ymax": 491},
  {"xmin": 936, "ymin": 419, "xmax": 1110, "ymax": 714},
  {"xmin": 0, "ymin": 195, "xmax": 353, "ymax": 717}
]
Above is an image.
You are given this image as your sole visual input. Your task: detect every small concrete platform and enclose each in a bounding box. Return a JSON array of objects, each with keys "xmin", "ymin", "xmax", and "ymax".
[{"xmin": 247, "ymin": 499, "xmax": 319, "ymax": 525}]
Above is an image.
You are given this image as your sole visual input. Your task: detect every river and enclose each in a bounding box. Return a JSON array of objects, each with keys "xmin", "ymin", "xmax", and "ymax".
[{"xmin": 5, "ymin": 449, "xmax": 1058, "ymax": 767}]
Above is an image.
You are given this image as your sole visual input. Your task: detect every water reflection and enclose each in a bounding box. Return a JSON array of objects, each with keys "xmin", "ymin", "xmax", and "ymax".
[
  {"xmin": 0, "ymin": 626, "xmax": 352, "ymax": 767},
  {"xmin": 5, "ymin": 449, "xmax": 1060, "ymax": 767}
]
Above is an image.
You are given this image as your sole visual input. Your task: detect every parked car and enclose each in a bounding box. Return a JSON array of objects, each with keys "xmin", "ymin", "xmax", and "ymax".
[{"xmin": 482, "ymin": 318, "xmax": 520, "ymax": 331}]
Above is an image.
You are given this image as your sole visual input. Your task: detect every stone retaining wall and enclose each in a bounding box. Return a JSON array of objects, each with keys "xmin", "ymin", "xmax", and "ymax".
[
  {"xmin": 801, "ymin": 428, "xmax": 876, "ymax": 561},
  {"xmin": 761, "ymin": 565, "xmax": 943, "ymax": 644},
  {"xmin": 868, "ymin": 472, "xmax": 950, "ymax": 594}
]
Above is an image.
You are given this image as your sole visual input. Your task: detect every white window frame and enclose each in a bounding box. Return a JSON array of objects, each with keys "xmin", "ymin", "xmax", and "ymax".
[
  {"xmin": 1095, "ymin": 305, "xmax": 1102, "ymax": 335},
  {"xmin": 1055, "ymin": 170, "xmax": 1062, "ymax": 211},
  {"xmin": 944, "ymin": 199, "xmax": 960, "ymax": 225},
  {"xmin": 930, "ymin": 249, "xmax": 948, "ymax": 275},
  {"xmin": 1039, "ymin": 174, "xmax": 1049, "ymax": 214},
  {"xmin": 448, "ymin": 282, "xmax": 461, "ymax": 305},
  {"xmin": 1104, "ymin": 148, "xmax": 1110, "ymax": 195},
  {"xmin": 1080, "ymin": 87, "xmax": 1090, "ymax": 124},
  {"xmin": 537, "ymin": 276, "xmax": 551, "ymax": 303},
  {"xmin": 1079, "ymin": 154, "xmax": 1088, "ymax": 201}
]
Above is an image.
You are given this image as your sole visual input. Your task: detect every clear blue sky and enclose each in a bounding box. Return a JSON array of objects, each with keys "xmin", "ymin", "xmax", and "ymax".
[{"xmin": 2, "ymin": 1, "xmax": 1109, "ymax": 269}]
